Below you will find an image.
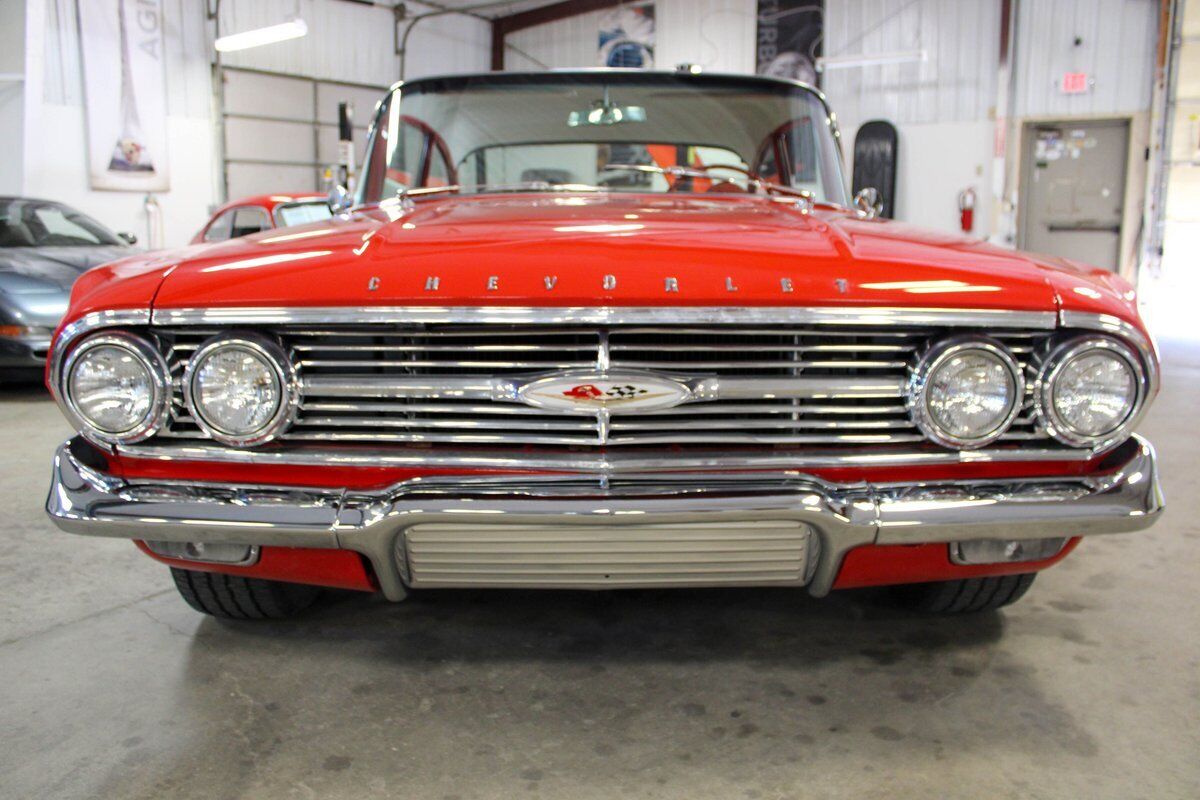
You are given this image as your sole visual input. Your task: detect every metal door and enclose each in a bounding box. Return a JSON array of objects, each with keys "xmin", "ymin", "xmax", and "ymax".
[
  {"xmin": 1019, "ymin": 119, "xmax": 1129, "ymax": 271},
  {"xmin": 220, "ymin": 68, "xmax": 385, "ymax": 201}
]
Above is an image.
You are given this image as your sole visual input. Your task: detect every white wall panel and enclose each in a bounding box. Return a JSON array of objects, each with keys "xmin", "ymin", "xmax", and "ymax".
[
  {"xmin": 1013, "ymin": 0, "xmax": 1157, "ymax": 117},
  {"xmin": 402, "ymin": 3, "xmax": 492, "ymax": 80},
  {"xmin": 890, "ymin": 119, "xmax": 994, "ymax": 235},
  {"xmin": 655, "ymin": 0, "xmax": 756, "ymax": 73},
  {"xmin": 823, "ymin": 0, "xmax": 1000, "ymax": 131},
  {"xmin": 0, "ymin": 0, "xmax": 25, "ymax": 195},
  {"xmin": 505, "ymin": 9, "xmax": 607, "ymax": 69}
]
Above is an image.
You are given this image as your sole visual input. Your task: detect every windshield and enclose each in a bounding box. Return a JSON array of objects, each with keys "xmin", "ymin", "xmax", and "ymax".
[
  {"xmin": 275, "ymin": 201, "xmax": 333, "ymax": 227},
  {"xmin": 0, "ymin": 198, "xmax": 123, "ymax": 248},
  {"xmin": 357, "ymin": 72, "xmax": 847, "ymax": 205}
]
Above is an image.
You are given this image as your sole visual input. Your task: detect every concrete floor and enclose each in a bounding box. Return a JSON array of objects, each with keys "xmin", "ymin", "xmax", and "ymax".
[{"xmin": 1, "ymin": 344, "xmax": 1197, "ymax": 800}]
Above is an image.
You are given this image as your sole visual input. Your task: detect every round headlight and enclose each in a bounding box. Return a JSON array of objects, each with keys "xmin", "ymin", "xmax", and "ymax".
[
  {"xmin": 909, "ymin": 338, "xmax": 1024, "ymax": 449},
  {"xmin": 62, "ymin": 333, "xmax": 170, "ymax": 444},
  {"xmin": 184, "ymin": 334, "xmax": 297, "ymax": 447},
  {"xmin": 1037, "ymin": 336, "xmax": 1143, "ymax": 449}
]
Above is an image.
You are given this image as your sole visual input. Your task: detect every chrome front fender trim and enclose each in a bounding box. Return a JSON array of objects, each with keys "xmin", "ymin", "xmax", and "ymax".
[
  {"xmin": 148, "ymin": 305, "xmax": 1060, "ymax": 329},
  {"xmin": 46, "ymin": 310, "xmax": 152, "ymax": 444},
  {"xmin": 1059, "ymin": 309, "xmax": 1161, "ymax": 404},
  {"xmin": 48, "ymin": 436, "xmax": 1163, "ymax": 600}
]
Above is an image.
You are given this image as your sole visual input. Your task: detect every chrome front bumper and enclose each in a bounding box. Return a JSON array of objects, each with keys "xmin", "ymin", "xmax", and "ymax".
[{"xmin": 46, "ymin": 436, "xmax": 1164, "ymax": 599}]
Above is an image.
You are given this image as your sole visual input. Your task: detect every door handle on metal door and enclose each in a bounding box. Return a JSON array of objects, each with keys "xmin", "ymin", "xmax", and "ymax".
[{"xmin": 1045, "ymin": 223, "xmax": 1121, "ymax": 233}]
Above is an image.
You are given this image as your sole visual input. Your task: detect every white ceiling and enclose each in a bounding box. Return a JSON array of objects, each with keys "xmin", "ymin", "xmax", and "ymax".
[{"xmin": 402, "ymin": 1, "xmax": 568, "ymax": 21}]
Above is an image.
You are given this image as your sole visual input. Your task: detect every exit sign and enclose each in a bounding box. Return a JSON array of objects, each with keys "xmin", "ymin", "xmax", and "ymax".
[{"xmin": 1061, "ymin": 72, "xmax": 1090, "ymax": 94}]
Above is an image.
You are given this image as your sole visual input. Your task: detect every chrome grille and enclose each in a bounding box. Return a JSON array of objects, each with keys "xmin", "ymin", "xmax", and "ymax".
[
  {"xmin": 153, "ymin": 324, "xmax": 1051, "ymax": 448},
  {"xmin": 401, "ymin": 520, "xmax": 815, "ymax": 588}
]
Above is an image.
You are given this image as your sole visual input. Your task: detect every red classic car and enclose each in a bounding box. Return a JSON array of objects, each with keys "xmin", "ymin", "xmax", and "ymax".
[
  {"xmin": 190, "ymin": 193, "xmax": 331, "ymax": 245},
  {"xmin": 45, "ymin": 71, "xmax": 1162, "ymax": 620}
]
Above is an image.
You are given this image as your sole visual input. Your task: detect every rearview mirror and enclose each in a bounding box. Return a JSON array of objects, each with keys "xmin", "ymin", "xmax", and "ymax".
[
  {"xmin": 117, "ymin": 231, "xmax": 138, "ymax": 245},
  {"xmin": 328, "ymin": 184, "xmax": 353, "ymax": 213},
  {"xmin": 853, "ymin": 187, "xmax": 881, "ymax": 219},
  {"xmin": 568, "ymin": 103, "xmax": 647, "ymax": 127}
]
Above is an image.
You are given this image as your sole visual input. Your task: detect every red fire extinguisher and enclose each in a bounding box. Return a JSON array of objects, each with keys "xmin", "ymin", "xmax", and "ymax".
[{"xmin": 958, "ymin": 188, "xmax": 976, "ymax": 233}]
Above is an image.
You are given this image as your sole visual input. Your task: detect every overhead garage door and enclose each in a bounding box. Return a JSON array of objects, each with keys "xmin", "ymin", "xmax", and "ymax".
[{"xmin": 220, "ymin": 67, "xmax": 388, "ymax": 200}]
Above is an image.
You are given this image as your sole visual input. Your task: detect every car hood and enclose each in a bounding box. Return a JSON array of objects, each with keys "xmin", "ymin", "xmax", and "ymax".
[
  {"xmin": 0, "ymin": 245, "xmax": 133, "ymax": 293},
  {"xmin": 106, "ymin": 194, "xmax": 1129, "ymax": 324},
  {"xmin": 0, "ymin": 245, "xmax": 132, "ymax": 328}
]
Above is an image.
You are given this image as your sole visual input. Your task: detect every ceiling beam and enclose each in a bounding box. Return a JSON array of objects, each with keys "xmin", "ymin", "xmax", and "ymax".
[{"xmin": 491, "ymin": 0, "xmax": 625, "ymax": 70}]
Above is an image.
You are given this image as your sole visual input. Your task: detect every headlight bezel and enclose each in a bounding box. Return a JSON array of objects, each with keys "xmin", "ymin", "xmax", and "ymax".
[
  {"xmin": 908, "ymin": 336, "xmax": 1025, "ymax": 450},
  {"xmin": 61, "ymin": 331, "xmax": 171, "ymax": 445},
  {"xmin": 1035, "ymin": 335, "xmax": 1145, "ymax": 451},
  {"xmin": 183, "ymin": 332, "xmax": 299, "ymax": 448}
]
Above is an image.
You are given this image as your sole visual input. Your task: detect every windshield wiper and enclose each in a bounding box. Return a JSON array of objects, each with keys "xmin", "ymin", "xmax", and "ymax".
[
  {"xmin": 390, "ymin": 181, "xmax": 608, "ymax": 209},
  {"xmin": 471, "ymin": 181, "xmax": 608, "ymax": 194},
  {"xmin": 388, "ymin": 174, "xmax": 817, "ymax": 207}
]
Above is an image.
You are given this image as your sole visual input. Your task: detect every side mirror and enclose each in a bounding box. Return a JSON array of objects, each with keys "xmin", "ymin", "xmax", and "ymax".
[
  {"xmin": 328, "ymin": 184, "xmax": 353, "ymax": 213},
  {"xmin": 853, "ymin": 187, "xmax": 881, "ymax": 219},
  {"xmin": 117, "ymin": 231, "xmax": 138, "ymax": 245}
]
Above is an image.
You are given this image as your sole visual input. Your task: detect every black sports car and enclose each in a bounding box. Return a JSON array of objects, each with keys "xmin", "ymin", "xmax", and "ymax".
[{"xmin": 0, "ymin": 197, "xmax": 136, "ymax": 378}]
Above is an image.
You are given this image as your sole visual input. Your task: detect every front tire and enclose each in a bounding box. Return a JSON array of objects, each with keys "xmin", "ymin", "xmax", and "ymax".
[
  {"xmin": 170, "ymin": 568, "xmax": 320, "ymax": 619},
  {"xmin": 888, "ymin": 573, "xmax": 1037, "ymax": 614}
]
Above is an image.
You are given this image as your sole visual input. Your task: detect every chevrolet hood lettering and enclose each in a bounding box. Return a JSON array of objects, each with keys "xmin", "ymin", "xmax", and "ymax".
[{"xmin": 517, "ymin": 372, "xmax": 691, "ymax": 414}]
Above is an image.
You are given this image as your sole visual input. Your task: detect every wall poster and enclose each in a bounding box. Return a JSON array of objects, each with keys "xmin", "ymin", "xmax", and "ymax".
[
  {"xmin": 756, "ymin": 1, "xmax": 824, "ymax": 87},
  {"xmin": 78, "ymin": 0, "xmax": 170, "ymax": 191},
  {"xmin": 598, "ymin": 3, "xmax": 655, "ymax": 69}
]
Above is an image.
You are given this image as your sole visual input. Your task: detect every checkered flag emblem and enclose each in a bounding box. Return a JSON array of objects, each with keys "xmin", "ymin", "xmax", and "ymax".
[{"xmin": 606, "ymin": 385, "xmax": 648, "ymax": 398}]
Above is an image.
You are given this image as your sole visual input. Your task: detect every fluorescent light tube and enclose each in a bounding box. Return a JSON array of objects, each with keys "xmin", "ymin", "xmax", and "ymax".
[
  {"xmin": 215, "ymin": 18, "xmax": 308, "ymax": 53},
  {"xmin": 816, "ymin": 49, "xmax": 928, "ymax": 72}
]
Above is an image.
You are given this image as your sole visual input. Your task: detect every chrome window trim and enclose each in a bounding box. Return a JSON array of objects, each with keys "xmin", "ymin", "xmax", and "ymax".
[
  {"xmin": 149, "ymin": 306, "xmax": 1060, "ymax": 329},
  {"xmin": 182, "ymin": 332, "xmax": 302, "ymax": 448},
  {"xmin": 906, "ymin": 336, "xmax": 1025, "ymax": 450},
  {"xmin": 60, "ymin": 330, "xmax": 171, "ymax": 446},
  {"xmin": 1034, "ymin": 335, "xmax": 1146, "ymax": 451},
  {"xmin": 360, "ymin": 69, "xmax": 849, "ymax": 209}
]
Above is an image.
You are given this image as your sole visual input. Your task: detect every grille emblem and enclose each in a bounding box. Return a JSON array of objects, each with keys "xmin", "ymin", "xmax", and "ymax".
[{"xmin": 517, "ymin": 372, "xmax": 691, "ymax": 414}]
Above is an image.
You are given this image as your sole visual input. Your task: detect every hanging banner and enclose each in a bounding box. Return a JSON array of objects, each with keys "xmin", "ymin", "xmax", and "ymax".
[
  {"xmin": 756, "ymin": 0, "xmax": 824, "ymax": 87},
  {"xmin": 78, "ymin": 0, "xmax": 170, "ymax": 191},
  {"xmin": 598, "ymin": 3, "xmax": 655, "ymax": 69}
]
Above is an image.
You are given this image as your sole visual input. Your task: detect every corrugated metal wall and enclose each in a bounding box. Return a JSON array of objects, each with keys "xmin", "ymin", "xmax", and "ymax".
[
  {"xmin": 506, "ymin": 9, "xmax": 608, "ymax": 69},
  {"xmin": 504, "ymin": 0, "xmax": 1159, "ymax": 123},
  {"xmin": 218, "ymin": 0, "xmax": 490, "ymax": 85},
  {"xmin": 1013, "ymin": 0, "xmax": 1158, "ymax": 118},
  {"xmin": 823, "ymin": 0, "xmax": 1001, "ymax": 130},
  {"xmin": 217, "ymin": 0, "xmax": 398, "ymax": 85},
  {"xmin": 504, "ymin": 0, "xmax": 756, "ymax": 72}
]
